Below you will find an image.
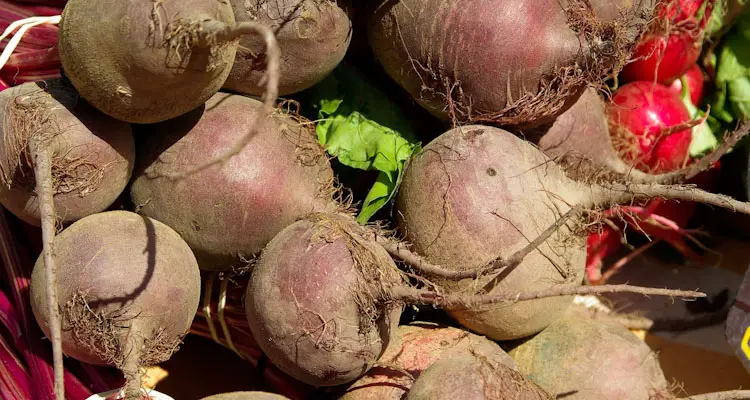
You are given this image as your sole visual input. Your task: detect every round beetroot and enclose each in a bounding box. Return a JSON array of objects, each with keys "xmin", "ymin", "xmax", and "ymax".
[
  {"xmin": 0, "ymin": 80, "xmax": 134, "ymax": 227},
  {"xmin": 406, "ymin": 355, "xmax": 553, "ymax": 400},
  {"xmin": 341, "ymin": 322, "xmax": 517, "ymax": 399},
  {"xmin": 368, "ymin": 0, "xmax": 654, "ymax": 128},
  {"xmin": 245, "ymin": 213, "xmax": 404, "ymax": 387},
  {"xmin": 224, "ymin": 0, "xmax": 352, "ymax": 96},
  {"xmin": 58, "ymin": 0, "xmax": 239, "ymax": 123},
  {"xmin": 508, "ymin": 313, "xmax": 670, "ymax": 399},
  {"xmin": 130, "ymin": 92, "xmax": 335, "ymax": 271},
  {"xmin": 396, "ymin": 126, "xmax": 586, "ymax": 341},
  {"xmin": 29, "ymin": 210, "xmax": 201, "ymax": 398}
]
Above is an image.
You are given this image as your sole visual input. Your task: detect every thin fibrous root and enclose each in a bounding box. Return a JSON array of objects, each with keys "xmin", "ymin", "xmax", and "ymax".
[
  {"xmin": 378, "ymin": 206, "xmax": 583, "ymax": 280},
  {"xmin": 388, "ymin": 284, "xmax": 705, "ymax": 308},
  {"xmin": 147, "ymin": 20, "xmax": 281, "ymax": 181}
]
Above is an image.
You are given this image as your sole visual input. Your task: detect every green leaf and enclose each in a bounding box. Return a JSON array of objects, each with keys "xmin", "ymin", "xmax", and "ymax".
[
  {"xmin": 708, "ymin": 11, "xmax": 750, "ymax": 130},
  {"xmin": 729, "ymin": 76, "xmax": 750, "ymax": 120},
  {"xmin": 296, "ymin": 64, "xmax": 422, "ymax": 224},
  {"xmin": 679, "ymin": 77, "xmax": 719, "ymax": 157},
  {"xmin": 689, "ymin": 111, "xmax": 719, "ymax": 157}
]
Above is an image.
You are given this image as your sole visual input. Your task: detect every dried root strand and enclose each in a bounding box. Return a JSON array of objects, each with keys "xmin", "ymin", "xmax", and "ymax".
[
  {"xmin": 378, "ymin": 206, "xmax": 583, "ymax": 280},
  {"xmin": 585, "ymin": 182, "xmax": 750, "ymax": 216},
  {"xmin": 387, "ymin": 284, "xmax": 705, "ymax": 309},
  {"xmin": 30, "ymin": 137, "xmax": 64, "ymax": 400}
]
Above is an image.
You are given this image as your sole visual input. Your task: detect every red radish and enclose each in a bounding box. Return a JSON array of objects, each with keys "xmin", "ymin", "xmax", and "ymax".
[
  {"xmin": 619, "ymin": 0, "xmax": 713, "ymax": 84},
  {"xmin": 606, "ymin": 81, "xmax": 693, "ymax": 173},
  {"xmin": 589, "ymin": 80, "xmax": 694, "ymax": 278},
  {"xmin": 668, "ymin": 63, "xmax": 706, "ymax": 106},
  {"xmin": 584, "ymin": 79, "xmax": 719, "ymax": 283},
  {"xmin": 585, "ymin": 160, "xmax": 720, "ymax": 283}
]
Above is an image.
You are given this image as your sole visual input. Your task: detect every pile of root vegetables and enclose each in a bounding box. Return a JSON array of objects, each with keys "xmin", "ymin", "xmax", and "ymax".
[{"xmin": 3, "ymin": 0, "xmax": 750, "ymax": 399}]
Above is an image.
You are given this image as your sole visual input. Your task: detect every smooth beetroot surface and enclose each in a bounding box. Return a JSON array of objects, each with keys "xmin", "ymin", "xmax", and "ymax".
[
  {"xmin": 668, "ymin": 63, "xmax": 706, "ymax": 106},
  {"xmin": 606, "ymin": 81, "xmax": 692, "ymax": 173}
]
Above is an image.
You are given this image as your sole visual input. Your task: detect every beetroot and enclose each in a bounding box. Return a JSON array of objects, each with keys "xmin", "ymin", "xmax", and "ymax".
[
  {"xmin": 606, "ymin": 81, "xmax": 693, "ymax": 173},
  {"xmin": 367, "ymin": 0, "xmax": 654, "ymax": 128},
  {"xmin": 0, "ymin": 80, "xmax": 135, "ymax": 227},
  {"xmin": 0, "ymin": 79, "xmax": 134, "ymax": 398},
  {"xmin": 244, "ymin": 212, "xmax": 404, "ymax": 387},
  {"xmin": 395, "ymin": 124, "xmax": 750, "ymax": 340},
  {"xmin": 341, "ymin": 322, "xmax": 517, "ymax": 399},
  {"xmin": 223, "ymin": 0, "xmax": 352, "ymax": 96},
  {"xmin": 58, "ymin": 0, "xmax": 280, "ymax": 123},
  {"xmin": 508, "ymin": 312, "xmax": 670, "ymax": 399},
  {"xmin": 245, "ymin": 194, "xmax": 708, "ymax": 387},
  {"xmin": 406, "ymin": 355, "xmax": 553, "ymax": 400},
  {"xmin": 619, "ymin": 0, "xmax": 713, "ymax": 84},
  {"xmin": 130, "ymin": 92, "xmax": 335, "ymax": 271},
  {"xmin": 29, "ymin": 211, "xmax": 201, "ymax": 399}
]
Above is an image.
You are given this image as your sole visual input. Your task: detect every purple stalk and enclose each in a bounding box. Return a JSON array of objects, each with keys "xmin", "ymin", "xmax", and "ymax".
[
  {"xmin": 0, "ymin": 207, "xmax": 55, "ymax": 399},
  {"xmin": 0, "ymin": 324, "xmax": 31, "ymax": 399}
]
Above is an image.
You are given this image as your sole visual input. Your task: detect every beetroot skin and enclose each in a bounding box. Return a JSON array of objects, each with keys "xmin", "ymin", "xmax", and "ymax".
[
  {"xmin": 224, "ymin": 0, "xmax": 352, "ymax": 96},
  {"xmin": 341, "ymin": 322, "xmax": 518, "ymax": 399},
  {"xmin": 396, "ymin": 126, "xmax": 586, "ymax": 341},
  {"xmin": 29, "ymin": 211, "xmax": 201, "ymax": 397},
  {"xmin": 368, "ymin": 0, "xmax": 654, "ymax": 127},
  {"xmin": 406, "ymin": 355, "xmax": 553, "ymax": 400},
  {"xmin": 0, "ymin": 80, "xmax": 135, "ymax": 227},
  {"xmin": 58, "ymin": 0, "xmax": 238, "ymax": 123},
  {"xmin": 130, "ymin": 92, "xmax": 335, "ymax": 271},
  {"xmin": 508, "ymin": 312, "xmax": 670, "ymax": 399},
  {"xmin": 244, "ymin": 213, "xmax": 404, "ymax": 387}
]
